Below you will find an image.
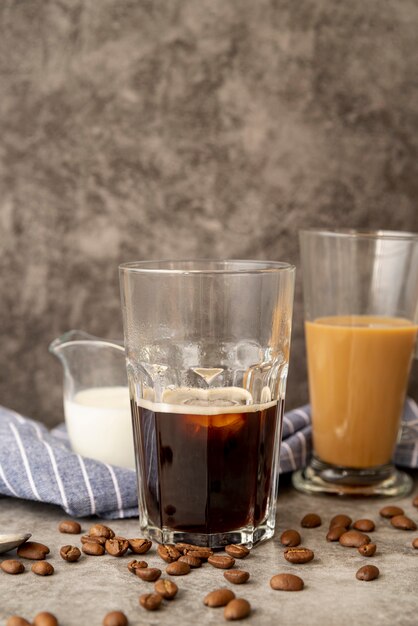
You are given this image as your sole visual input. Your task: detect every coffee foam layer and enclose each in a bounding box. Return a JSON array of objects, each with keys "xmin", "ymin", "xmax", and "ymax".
[{"xmin": 136, "ymin": 386, "xmax": 277, "ymax": 415}]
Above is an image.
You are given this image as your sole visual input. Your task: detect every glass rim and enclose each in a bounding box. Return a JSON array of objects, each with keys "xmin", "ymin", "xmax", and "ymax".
[
  {"xmin": 119, "ymin": 259, "xmax": 296, "ymax": 275},
  {"xmin": 299, "ymin": 228, "xmax": 418, "ymax": 241}
]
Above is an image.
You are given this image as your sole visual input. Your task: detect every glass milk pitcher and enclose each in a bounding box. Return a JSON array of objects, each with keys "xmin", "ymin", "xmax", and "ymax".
[{"xmin": 49, "ymin": 330, "xmax": 135, "ymax": 469}]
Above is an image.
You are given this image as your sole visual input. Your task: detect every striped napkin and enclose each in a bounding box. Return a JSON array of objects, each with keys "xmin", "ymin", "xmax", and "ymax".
[{"xmin": 0, "ymin": 399, "xmax": 417, "ymax": 519}]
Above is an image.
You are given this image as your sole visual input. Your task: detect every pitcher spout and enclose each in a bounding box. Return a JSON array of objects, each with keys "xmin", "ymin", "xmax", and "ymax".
[{"xmin": 49, "ymin": 330, "xmax": 125, "ymax": 359}]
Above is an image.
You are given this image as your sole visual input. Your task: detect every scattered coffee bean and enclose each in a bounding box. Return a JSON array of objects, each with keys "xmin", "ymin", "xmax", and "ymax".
[
  {"xmin": 105, "ymin": 537, "xmax": 129, "ymax": 557},
  {"xmin": 33, "ymin": 612, "xmax": 59, "ymax": 626},
  {"xmin": 175, "ymin": 542, "xmax": 203, "ymax": 552},
  {"xmin": 356, "ymin": 564, "xmax": 379, "ymax": 581},
  {"xmin": 157, "ymin": 544, "xmax": 181, "ymax": 563},
  {"xmin": 225, "ymin": 545, "xmax": 250, "ymax": 559},
  {"xmin": 60, "ymin": 545, "xmax": 81, "ymax": 562},
  {"xmin": 136, "ymin": 567, "xmax": 162, "ymax": 582},
  {"xmin": 127, "ymin": 559, "xmax": 148, "ymax": 573},
  {"xmin": 128, "ymin": 538, "xmax": 152, "ymax": 554},
  {"xmin": 284, "ymin": 547, "xmax": 314, "ymax": 564},
  {"xmin": 358, "ymin": 543, "xmax": 377, "ymax": 557},
  {"xmin": 353, "ymin": 519, "xmax": 375, "ymax": 532},
  {"xmin": 412, "ymin": 538, "xmax": 418, "ymax": 549},
  {"xmin": 184, "ymin": 548, "xmax": 213, "ymax": 560},
  {"xmin": 166, "ymin": 561, "xmax": 190, "ymax": 576},
  {"xmin": 82, "ymin": 542, "xmax": 105, "ymax": 556},
  {"xmin": 208, "ymin": 555, "xmax": 235, "ymax": 569},
  {"xmin": 0, "ymin": 559, "xmax": 25, "ymax": 574},
  {"xmin": 339, "ymin": 530, "xmax": 371, "ymax": 548},
  {"xmin": 204, "ymin": 588, "xmax": 236, "ymax": 607},
  {"xmin": 390, "ymin": 515, "xmax": 417, "ymax": 531},
  {"xmin": 379, "ymin": 505, "xmax": 404, "ymax": 518},
  {"xmin": 280, "ymin": 529, "xmax": 301, "ymax": 547},
  {"xmin": 81, "ymin": 535, "xmax": 107, "ymax": 546},
  {"xmin": 58, "ymin": 520, "xmax": 81, "ymax": 534},
  {"xmin": 301, "ymin": 513, "xmax": 322, "ymax": 528},
  {"xmin": 270, "ymin": 573, "xmax": 304, "ymax": 591},
  {"xmin": 224, "ymin": 598, "xmax": 251, "ymax": 621},
  {"xmin": 32, "ymin": 561, "xmax": 54, "ymax": 576},
  {"xmin": 102, "ymin": 611, "xmax": 128, "ymax": 626},
  {"xmin": 413, "ymin": 496, "xmax": 418, "ymax": 508},
  {"xmin": 154, "ymin": 578, "xmax": 178, "ymax": 599},
  {"xmin": 326, "ymin": 526, "xmax": 346, "ymax": 542},
  {"xmin": 17, "ymin": 542, "xmax": 50, "ymax": 560},
  {"xmin": 6, "ymin": 617, "xmax": 31, "ymax": 626},
  {"xmin": 89, "ymin": 524, "xmax": 114, "ymax": 539},
  {"xmin": 178, "ymin": 554, "xmax": 201, "ymax": 568},
  {"xmin": 224, "ymin": 570, "xmax": 250, "ymax": 585},
  {"xmin": 329, "ymin": 514, "xmax": 352, "ymax": 529},
  {"xmin": 139, "ymin": 593, "xmax": 162, "ymax": 611}
]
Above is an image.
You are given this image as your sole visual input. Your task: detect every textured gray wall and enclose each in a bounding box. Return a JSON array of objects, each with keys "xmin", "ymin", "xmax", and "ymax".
[{"xmin": 1, "ymin": 0, "xmax": 418, "ymax": 427}]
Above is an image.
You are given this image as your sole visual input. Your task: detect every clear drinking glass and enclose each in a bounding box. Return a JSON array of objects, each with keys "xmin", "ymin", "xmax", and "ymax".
[
  {"xmin": 293, "ymin": 230, "xmax": 418, "ymax": 496},
  {"xmin": 119, "ymin": 260, "xmax": 295, "ymax": 547}
]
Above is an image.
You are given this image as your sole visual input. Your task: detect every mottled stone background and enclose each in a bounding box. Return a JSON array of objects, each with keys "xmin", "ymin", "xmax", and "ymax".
[{"xmin": 1, "ymin": 0, "xmax": 418, "ymax": 427}]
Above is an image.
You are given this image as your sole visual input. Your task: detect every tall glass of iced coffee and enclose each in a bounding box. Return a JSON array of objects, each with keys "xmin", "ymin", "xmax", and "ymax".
[
  {"xmin": 119, "ymin": 260, "xmax": 295, "ymax": 547},
  {"xmin": 294, "ymin": 230, "xmax": 418, "ymax": 497}
]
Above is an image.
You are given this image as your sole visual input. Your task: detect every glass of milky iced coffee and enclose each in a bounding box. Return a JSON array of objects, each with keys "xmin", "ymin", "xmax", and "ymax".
[
  {"xmin": 119, "ymin": 260, "xmax": 295, "ymax": 547},
  {"xmin": 293, "ymin": 229, "xmax": 418, "ymax": 497}
]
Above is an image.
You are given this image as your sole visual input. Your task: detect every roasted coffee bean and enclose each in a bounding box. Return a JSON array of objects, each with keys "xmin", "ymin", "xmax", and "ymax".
[
  {"xmin": 329, "ymin": 514, "xmax": 352, "ymax": 529},
  {"xmin": 6, "ymin": 617, "xmax": 31, "ymax": 626},
  {"xmin": 136, "ymin": 567, "xmax": 161, "ymax": 582},
  {"xmin": 17, "ymin": 541, "xmax": 50, "ymax": 560},
  {"xmin": 284, "ymin": 547, "xmax": 314, "ymax": 564},
  {"xmin": 204, "ymin": 588, "xmax": 236, "ymax": 607},
  {"xmin": 326, "ymin": 526, "xmax": 346, "ymax": 542},
  {"xmin": 339, "ymin": 530, "xmax": 371, "ymax": 548},
  {"xmin": 127, "ymin": 559, "xmax": 148, "ymax": 573},
  {"xmin": 33, "ymin": 612, "xmax": 59, "ymax": 626},
  {"xmin": 81, "ymin": 535, "xmax": 107, "ymax": 546},
  {"xmin": 390, "ymin": 515, "xmax": 417, "ymax": 530},
  {"xmin": 166, "ymin": 561, "xmax": 190, "ymax": 576},
  {"xmin": 356, "ymin": 564, "xmax": 379, "ymax": 581},
  {"xmin": 301, "ymin": 513, "xmax": 322, "ymax": 528},
  {"xmin": 412, "ymin": 538, "xmax": 418, "ymax": 549},
  {"xmin": 280, "ymin": 529, "xmax": 301, "ymax": 547},
  {"xmin": 379, "ymin": 505, "xmax": 404, "ymax": 518},
  {"xmin": 58, "ymin": 520, "xmax": 81, "ymax": 534},
  {"xmin": 102, "ymin": 611, "xmax": 128, "ymax": 626},
  {"xmin": 154, "ymin": 578, "xmax": 178, "ymax": 599},
  {"xmin": 224, "ymin": 598, "xmax": 251, "ymax": 621},
  {"xmin": 353, "ymin": 519, "xmax": 375, "ymax": 532},
  {"xmin": 128, "ymin": 538, "xmax": 152, "ymax": 554},
  {"xmin": 89, "ymin": 524, "xmax": 114, "ymax": 539},
  {"xmin": 106, "ymin": 537, "xmax": 129, "ymax": 557},
  {"xmin": 270, "ymin": 573, "xmax": 304, "ymax": 591},
  {"xmin": 358, "ymin": 543, "xmax": 377, "ymax": 557},
  {"xmin": 82, "ymin": 542, "xmax": 105, "ymax": 556},
  {"xmin": 139, "ymin": 593, "xmax": 162, "ymax": 611},
  {"xmin": 225, "ymin": 545, "xmax": 250, "ymax": 559},
  {"xmin": 157, "ymin": 544, "xmax": 181, "ymax": 563},
  {"xmin": 60, "ymin": 545, "xmax": 81, "ymax": 562},
  {"xmin": 413, "ymin": 496, "xmax": 418, "ymax": 508},
  {"xmin": 208, "ymin": 555, "xmax": 235, "ymax": 569},
  {"xmin": 178, "ymin": 554, "xmax": 201, "ymax": 568},
  {"xmin": 184, "ymin": 548, "xmax": 213, "ymax": 560},
  {"xmin": 224, "ymin": 570, "xmax": 250, "ymax": 584},
  {"xmin": 32, "ymin": 561, "xmax": 54, "ymax": 576},
  {"xmin": 0, "ymin": 559, "xmax": 25, "ymax": 574}
]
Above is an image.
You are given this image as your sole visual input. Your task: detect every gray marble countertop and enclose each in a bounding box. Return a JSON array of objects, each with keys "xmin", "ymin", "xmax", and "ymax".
[{"xmin": 1, "ymin": 474, "xmax": 418, "ymax": 626}]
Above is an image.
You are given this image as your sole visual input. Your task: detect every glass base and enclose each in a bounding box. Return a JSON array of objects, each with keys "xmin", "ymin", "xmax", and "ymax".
[
  {"xmin": 292, "ymin": 457, "xmax": 413, "ymax": 497},
  {"xmin": 140, "ymin": 520, "xmax": 275, "ymax": 549}
]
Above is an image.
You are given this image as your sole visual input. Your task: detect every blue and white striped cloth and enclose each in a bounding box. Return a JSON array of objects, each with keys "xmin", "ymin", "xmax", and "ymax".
[{"xmin": 0, "ymin": 399, "xmax": 417, "ymax": 519}]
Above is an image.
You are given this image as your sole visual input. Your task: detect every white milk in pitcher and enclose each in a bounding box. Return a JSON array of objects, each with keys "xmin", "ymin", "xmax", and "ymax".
[{"xmin": 64, "ymin": 386, "xmax": 135, "ymax": 469}]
